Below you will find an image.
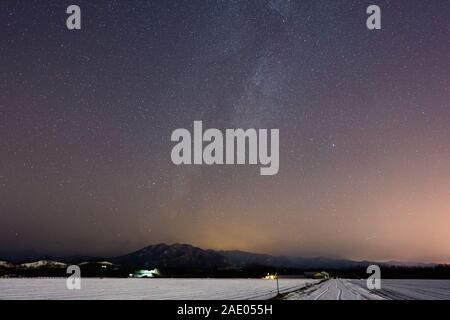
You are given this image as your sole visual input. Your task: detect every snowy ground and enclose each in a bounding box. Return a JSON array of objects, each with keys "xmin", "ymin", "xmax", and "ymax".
[
  {"xmin": 348, "ymin": 279, "xmax": 450, "ymax": 300},
  {"xmin": 1, "ymin": 278, "xmax": 449, "ymax": 300},
  {"xmin": 283, "ymin": 278, "xmax": 450, "ymax": 300},
  {"xmin": 283, "ymin": 279, "xmax": 383, "ymax": 300},
  {"xmin": 0, "ymin": 278, "xmax": 318, "ymax": 300}
]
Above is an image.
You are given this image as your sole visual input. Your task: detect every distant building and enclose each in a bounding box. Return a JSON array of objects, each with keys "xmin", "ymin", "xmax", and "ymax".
[
  {"xmin": 304, "ymin": 271, "xmax": 330, "ymax": 279},
  {"xmin": 129, "ymin": 268, "xmax": 160, "ymax": 278},
  {"xmin": 262, "ymin": 273, "xmax": 278, "ymax": 280}
]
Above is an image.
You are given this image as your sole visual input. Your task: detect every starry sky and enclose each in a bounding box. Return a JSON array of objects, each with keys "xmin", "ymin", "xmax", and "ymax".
[{"xmin": 1, "ymin": 0, "xmax": 449, "ymax": 262}]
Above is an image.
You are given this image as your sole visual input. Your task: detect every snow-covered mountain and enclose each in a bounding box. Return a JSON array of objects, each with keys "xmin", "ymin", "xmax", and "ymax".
[
  {"xmin": 0, "ymin": 260, "xmax": 15, "ymax": 269},
  {"xmin": 20, "ymin": 260, "xmax": 67, "ymax": 269}
]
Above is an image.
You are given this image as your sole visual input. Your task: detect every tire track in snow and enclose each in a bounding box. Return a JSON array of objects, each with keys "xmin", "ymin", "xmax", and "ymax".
[
  {"xmin": 336, "ymin": 280, "xmax": 343, "ymax": 300},
  {"xmin": 314, "ymin": 283, "xmax": 330, "ymax": 300},
  {"xmin": 339, "ymin": 279, "xmax": 361, "ymax": 299}
]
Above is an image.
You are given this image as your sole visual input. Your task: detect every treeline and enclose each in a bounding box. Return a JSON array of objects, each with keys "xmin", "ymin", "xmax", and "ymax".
[
  {"xmin": 2, "ymin": 263, "xmax": 450, "ymax": 279},
  {"xmin": 158, "ymin": 264, "xmax": 450, "ymax": 279}
]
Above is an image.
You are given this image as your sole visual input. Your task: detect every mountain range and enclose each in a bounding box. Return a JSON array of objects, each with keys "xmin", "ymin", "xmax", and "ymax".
[{"xmin": 0, "ymin": 243, "xmax": 435, "ymax": 272}]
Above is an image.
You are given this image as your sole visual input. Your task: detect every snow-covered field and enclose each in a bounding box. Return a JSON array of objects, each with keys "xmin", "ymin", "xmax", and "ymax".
[
  {"xmin": 284, "ymin": 279, "xmax": 450, "ymax": 300},
  {"xmin": 0, "ymin": 278, "xmax": 318, "ymax": 300},
  {"xmin": 284, "ymin": 279, "xmax": 383, "ymax": 300},
  {"xmin": 348, "ymin": 279, "xmax": 450, "ymax": 300},
  {"xmin": 2, "ymin": 278, "xmax": 449, "ymax": 300}
]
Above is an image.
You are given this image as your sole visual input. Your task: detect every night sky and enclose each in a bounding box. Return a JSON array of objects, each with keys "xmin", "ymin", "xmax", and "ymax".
[{"xmin": 1, "ymin": 0, "xmax": 449, "ymax": 262}]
